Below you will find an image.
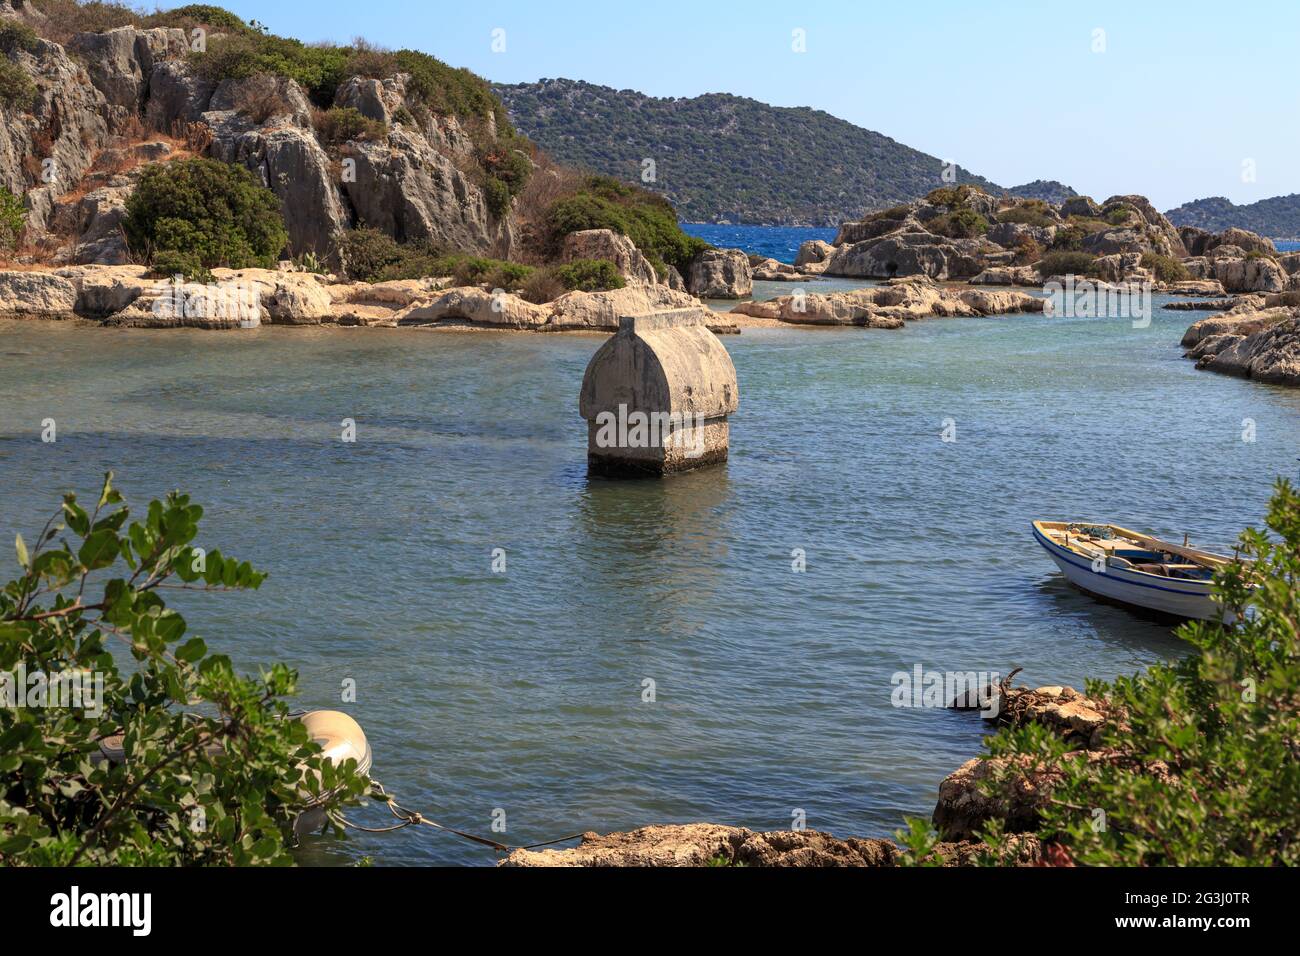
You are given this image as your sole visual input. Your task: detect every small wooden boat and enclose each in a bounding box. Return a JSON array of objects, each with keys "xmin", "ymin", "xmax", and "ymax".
[{"xmin": 1032, "ymin": 521, "xmax": 1236, "ymax": 621}]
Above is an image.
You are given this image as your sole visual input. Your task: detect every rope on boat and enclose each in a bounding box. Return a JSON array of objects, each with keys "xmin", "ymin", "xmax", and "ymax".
[{"xmin": 332, "ymin": 782, "xmax": 588, "ymax": 853}]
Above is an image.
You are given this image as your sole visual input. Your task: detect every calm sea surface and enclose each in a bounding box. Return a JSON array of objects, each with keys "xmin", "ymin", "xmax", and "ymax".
[
  {"xmin": 683, "ymin": 223, "xmax": 837, "ymax": 264},
  {"xmin": 2, "ymin": 236, "xmax": 1299, "ymax": 865}
]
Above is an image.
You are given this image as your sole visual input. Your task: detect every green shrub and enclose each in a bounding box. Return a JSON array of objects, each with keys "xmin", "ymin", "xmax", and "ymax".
[
  {"xmin": 1105, "ymin": 204, "xmax": 1136, "ymax": 226},
  {"xmin": 313, "ymin": 106, "xmax": 387, "ymax": 145},
  {"xmin": 335, "ymin": 228, "xmax": 405, "ymax": 281},
  {"xmin": 551, "ymin": 258, "xmax": 625, "ymax": 292},
  {"xmin": 441, "ymin": 256, "xmax": 533, "ymax": 290},
  {"xmin": 391, "ymin": 49, "xmax": 513, "ymax": 133},
  {"xmin": 0, "ymin": 57, "xmax": 35, "ymax": 111},
  {"xmin": 391, "ymin": 106, "xmax": 415, "ymax": 127},
  {"xmin": 997, "ymin": 204, "xmax": 1055, "ymax": 228},
  {"xmin": 1036, "ymin": 250, "xmax": 1099, "ymax": 276},
  {"xmin": 483, "ymin": 177, "xmax": 511, "ymax": 218},
  {"xmin": 544, "ymin": 175, "xmax": 708, "ymax": 276},
  {"xmin": 926, "ymin": 208, "xmax": 988, "ymax": 239},
  {"xmin": 143, "ymin": 3, "xmax": 252, "ymax": 32},
  {"xmin": 479, "ymin": 132, "xmax": 532, "ymax": 201},
  {"xmin": 124, "ymin": 158, "xmax": 288, "ymax": 274},
  {"xmin": 1140, "ymin": 252, "xmax": 1190, "ymax": 283},
  {"xmin": 192, "ymin": 32, "xmax": 351, "ymax": 105},
  {"xmin": 1050, "ymin": 220, "xmax": 1112, "ymax": 251},
  {"xmin": 518, "ymin": 270, "xmax": 564, "ymax": 304},
  {"xmin": 0, "ymin": 186, "xmax": 24, "ymax": 251},
  {"xmin": 150, "ymin": 249, "xmax": 214, "ymax": 284},
  {"xmin": 867, "ymin": 204, "xmax": 913, "ymax": 222},
  {"xmin": 0, "ymin": 474, "xmax": 369, "ymax": 865},
  {"xmin": 0, "ymin": 20, "xmax": 39, "ymax": 54},
  {"xmin": 925, "ymin": 184, "xmax": 987, "ymax": 208}
]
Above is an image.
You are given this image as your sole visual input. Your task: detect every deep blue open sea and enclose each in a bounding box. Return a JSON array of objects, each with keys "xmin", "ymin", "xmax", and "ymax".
[{"xmin": 682, "ymin": 224, "xmax": 837, "ymax": 264}]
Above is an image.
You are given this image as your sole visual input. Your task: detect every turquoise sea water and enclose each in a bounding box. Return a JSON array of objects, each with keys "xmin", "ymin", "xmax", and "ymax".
[{"xmin": 1, "ymin": 267, "xmax": 1298, "ymax": 866}]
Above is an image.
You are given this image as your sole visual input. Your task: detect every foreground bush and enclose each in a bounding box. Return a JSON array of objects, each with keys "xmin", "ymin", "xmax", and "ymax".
[
  {"xmin": 900, "ymin": 479, "xmax": 1300, "ymax": 866},
  {"xmin": 544, "ymin": 175, "xmax": 708, "ymax": 277},
  {"xmin": 124, "ymin": 158, "xmax": 288, "ymax": 277},
  {"xmin": 0, "ymin": 475, "xmax": 368, "ymax": 865}
]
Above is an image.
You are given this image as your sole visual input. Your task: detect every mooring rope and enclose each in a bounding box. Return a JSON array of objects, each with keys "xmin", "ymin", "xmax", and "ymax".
[{"xmin": 331, "ymin": 782, "xmax": 588, "ymax": 853}]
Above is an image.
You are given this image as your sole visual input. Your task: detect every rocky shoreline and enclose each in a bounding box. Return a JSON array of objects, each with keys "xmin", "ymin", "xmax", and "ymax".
[{"xmin": 500, "ymin": 680, "xmax": 1108, "ymax": 867}]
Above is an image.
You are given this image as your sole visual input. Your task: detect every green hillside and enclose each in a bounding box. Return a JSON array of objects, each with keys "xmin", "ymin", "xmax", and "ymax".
[
  {"xmin": 494, "ymin": 78, "xmax": 1000, "ymax": 226},
  {"xmin": 1165, "ymin": 194, "xmax": 1300, "ymax": 239}
]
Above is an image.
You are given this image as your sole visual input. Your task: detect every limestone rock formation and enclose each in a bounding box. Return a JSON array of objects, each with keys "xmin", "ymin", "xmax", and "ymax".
[
  {"xmin": 1185, "ymin": 310, "xmax": 1300, "ymax": 385},
  {"xmin": 341, "ymin": 128, "xmax": 511, "ymax": 256},
  {"xmin": 794, "ymin": 238, "xmax": 834, "ymax": 271},
  {"xmin": 0, "ymin": 269, "xmax": 78, "ymax": 317},
  {"xmin": 731, "ymin": 276, "xmax": 1048, "ymax": 327},
  {"xmin": 395, "ymin": 283, "xmax": 734, "ymax": 334},
  {"xmin": 68, "ymin": 26, "xmax": 187, "ymax": 118},
  {"xmin": 748, "ymin": 255, "xmax": 812, "ymax": 281},
  {"xmin": 687, "ymin": 247, "xmax": 752, "ymax": 298}
]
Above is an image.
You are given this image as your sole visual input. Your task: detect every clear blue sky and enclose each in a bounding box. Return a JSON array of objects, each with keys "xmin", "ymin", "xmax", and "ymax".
[{"xmin": 185, "ymin": 0, "xmax": 1300, "ymax": 210}]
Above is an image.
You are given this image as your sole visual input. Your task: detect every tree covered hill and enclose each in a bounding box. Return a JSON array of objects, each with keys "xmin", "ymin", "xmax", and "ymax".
[
  {"xmin": 1165, "ymin": 194, "xmax": 1300, "ymax": 239},
  {"xmin": 1005, "ymin": 180, "xmax": 1078, "ymax": 203},
  {"xmin": 494, "ymin": 78, "xmax": 1000, "ymax": 226}
]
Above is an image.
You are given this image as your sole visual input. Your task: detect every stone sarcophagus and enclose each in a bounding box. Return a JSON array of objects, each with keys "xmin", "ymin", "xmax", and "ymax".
[{"xmin": 578, "ymin": 310, "xmax": 739, "ymax": 477}]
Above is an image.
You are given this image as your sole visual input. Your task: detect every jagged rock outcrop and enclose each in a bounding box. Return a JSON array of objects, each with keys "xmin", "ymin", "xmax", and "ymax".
[
  {"xmin": 68, "ymin": 26, "xmax": 187, "ymax": 119},
  {"xmin": 1184, "ymin": 309, "xmax": 1300, "ymax": 385},
  {"xmin": 826, "ymin": 229, "xmax": 991, "ymax": 281},
  {"xmin": 2, "ymin": 21, "xmax": 523, "ymax": 265},
  {"xmin": 0, "ymin": 36, "xmax": 112, "ymax": 232},
  {"xmin": 145, "ymin": 59, "xmax": 215, "ymax": 128},
  {"xmin": 1212, "ymin": 254, "xmax": 1288, "ymax": 293},
  {"xmin": 341, "ymin": 128, "xmax": 511, "ymax": 257},
  {"xmin": 687, "ymin": 247, "xmax": 752, "ymax": 298}
]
